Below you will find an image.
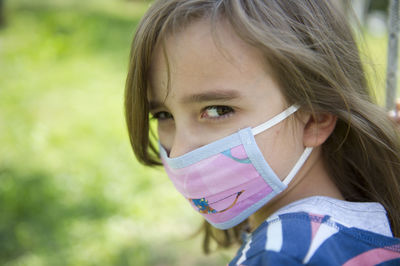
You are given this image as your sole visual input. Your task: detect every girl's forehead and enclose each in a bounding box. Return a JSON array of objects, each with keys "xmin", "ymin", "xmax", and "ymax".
[{"xmin": 148, "ymin": 19, "xmax": 272, "ymax": 104}]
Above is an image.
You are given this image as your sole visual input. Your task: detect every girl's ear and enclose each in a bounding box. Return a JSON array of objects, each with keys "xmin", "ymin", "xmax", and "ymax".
[{"xmin": 302, "ymin": 113, "xmax": 337, "ymax": 147}]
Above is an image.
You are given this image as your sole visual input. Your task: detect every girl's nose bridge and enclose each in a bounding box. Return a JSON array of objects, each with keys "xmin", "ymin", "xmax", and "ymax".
[{"xmin": 168, "ymin": 122, "xmax": 203, "ymax": 158}]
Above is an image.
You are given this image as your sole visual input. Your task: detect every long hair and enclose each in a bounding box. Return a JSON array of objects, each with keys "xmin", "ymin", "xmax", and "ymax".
[{"xmin": 125, "ymin": 0, "xmax": 400, "ymax": 253}]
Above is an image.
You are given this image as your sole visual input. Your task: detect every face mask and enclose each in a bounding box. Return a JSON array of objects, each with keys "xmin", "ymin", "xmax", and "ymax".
[{"xmin": 159, "ymin": 105, "xmax": 313, "ymax": 230}]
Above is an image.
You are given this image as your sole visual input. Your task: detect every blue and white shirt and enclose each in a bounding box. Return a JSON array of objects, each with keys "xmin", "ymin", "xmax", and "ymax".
[{"xmin": 229, "ymin": 196, "xmax": 400, "ymax": 265}]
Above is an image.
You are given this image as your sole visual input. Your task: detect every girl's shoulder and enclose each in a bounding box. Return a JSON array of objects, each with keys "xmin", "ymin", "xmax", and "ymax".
[{"xmin": 229, "ymin": 197, "xmax": 400, "ymax": 266}]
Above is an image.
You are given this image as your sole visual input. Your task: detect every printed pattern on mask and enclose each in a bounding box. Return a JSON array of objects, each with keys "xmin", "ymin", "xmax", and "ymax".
[{"xmin": 189, "ymin": 190, "xmax": 244, "ymax": 214}]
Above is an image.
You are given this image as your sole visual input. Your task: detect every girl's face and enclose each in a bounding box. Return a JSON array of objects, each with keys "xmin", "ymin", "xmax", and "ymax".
[{"xmin": 148, "ymin": 19, "xmax": 307, "ymax": 181}]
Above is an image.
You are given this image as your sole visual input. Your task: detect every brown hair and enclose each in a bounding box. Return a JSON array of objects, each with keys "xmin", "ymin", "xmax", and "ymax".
[{"xmin": 125, "ymin": 0, "xmax": 400, "ymax": 253}]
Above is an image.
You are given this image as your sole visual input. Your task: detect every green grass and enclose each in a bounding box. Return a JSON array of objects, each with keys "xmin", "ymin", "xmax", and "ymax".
[{"xmin": 0, "ymin": 1, "xmax": 398, "ymax": 265}]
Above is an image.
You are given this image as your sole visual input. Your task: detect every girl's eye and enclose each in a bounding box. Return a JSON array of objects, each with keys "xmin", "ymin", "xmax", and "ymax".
[
  {"xmin": 152, "ymin": 111, "xmax": 173, "ymax": 121},
  {"xmin": 200, "ymin": 106, "xmax": 234, "ymax": 119}
]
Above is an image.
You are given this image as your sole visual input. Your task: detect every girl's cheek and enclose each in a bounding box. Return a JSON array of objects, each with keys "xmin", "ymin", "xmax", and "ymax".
[{"xmin": 157, "ymin": 124, "xmax": 175, "ymax": 151}]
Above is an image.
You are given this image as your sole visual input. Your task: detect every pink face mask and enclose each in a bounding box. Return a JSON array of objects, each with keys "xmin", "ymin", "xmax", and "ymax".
[{"xmin": 159, "ymin": 105, "xmax": 313, "ymax": 230}]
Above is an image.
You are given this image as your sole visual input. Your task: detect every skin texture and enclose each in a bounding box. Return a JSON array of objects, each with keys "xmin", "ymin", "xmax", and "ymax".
[{"xmin": 148, "ymin": 19, "xmax": 343, "ymax": 231}]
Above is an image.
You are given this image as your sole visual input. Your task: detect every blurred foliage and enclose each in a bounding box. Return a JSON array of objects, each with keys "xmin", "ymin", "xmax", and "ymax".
[
  {"xmin": 368, "ymin": 0, "xmax": 389, "ymax": 12},
  {"xmin": 0, "ymin": 0, "xmax": 4, "ymax": 28},
  {"xmin": 0, "ymin": 0, "xmax": 397, "ymax": 265}
]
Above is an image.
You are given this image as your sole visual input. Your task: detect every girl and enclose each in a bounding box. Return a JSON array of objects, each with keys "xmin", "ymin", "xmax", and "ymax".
[{"xmin": 125, "ymin": 0, "xmax": 400, "ymax": 265}]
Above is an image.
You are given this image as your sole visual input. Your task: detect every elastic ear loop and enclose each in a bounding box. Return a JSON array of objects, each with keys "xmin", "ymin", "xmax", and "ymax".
[
  {"xmin": 251, "ymin": 105, "xmax": 300, "ymax": 135},
  {"xmin": 281, "ymin": 147, "xmax": 313, "ymax": 186},
  {"xmin": 251, "ymin": 104, "xmax": 313, "ymax": 186}
]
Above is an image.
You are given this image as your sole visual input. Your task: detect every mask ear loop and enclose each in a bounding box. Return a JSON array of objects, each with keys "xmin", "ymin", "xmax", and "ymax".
[
  {"xmin": 251, "ymin": 104, "xmax": 313, "ymax": 186},
  {"xmin": 251, "ymin": 105, "xmax": 300, "ymax": 135},
  {"xmin": 282, "ymin": 147, "xmax": 313, "ymax": 186}
]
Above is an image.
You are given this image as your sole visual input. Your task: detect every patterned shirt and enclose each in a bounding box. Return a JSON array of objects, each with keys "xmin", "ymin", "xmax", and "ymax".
[{"xmin": 229, "ymin": 197, "xmax": 400, "ymax": 265}]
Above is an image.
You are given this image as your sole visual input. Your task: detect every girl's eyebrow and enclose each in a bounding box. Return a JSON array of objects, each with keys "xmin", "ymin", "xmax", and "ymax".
[
  {"xmin": 149, "ymin": 89, "xmax": 241, "ymax": 111},
  {"xmin": 180, "ymin": 89, "xmax": 241, "ymax": 104}
]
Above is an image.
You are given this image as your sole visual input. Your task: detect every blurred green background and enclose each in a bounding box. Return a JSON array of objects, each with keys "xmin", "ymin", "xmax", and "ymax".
[{"xmin": 0, "ymin": 0, "xmax": 397, "ymax": 265}]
